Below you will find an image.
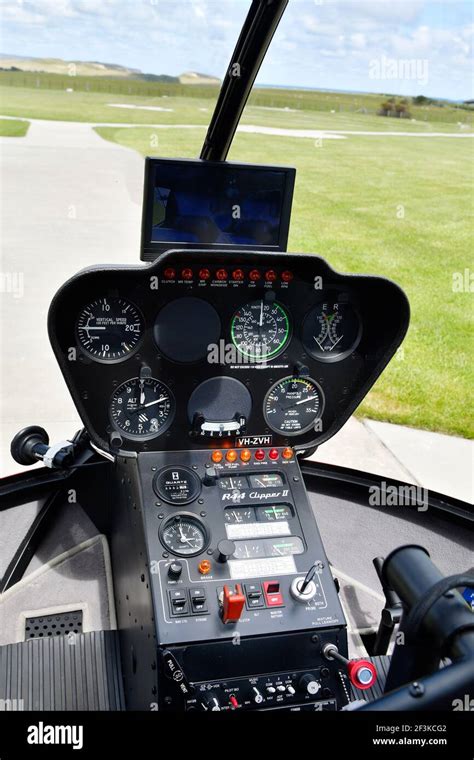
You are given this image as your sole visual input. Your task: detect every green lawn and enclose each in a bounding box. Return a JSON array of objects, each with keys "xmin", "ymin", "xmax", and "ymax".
[
  {"xmin": 95, "ymin": 125, "xmax": 474, "ymax": 439},
  {"xmin": 1, "ymin": 85, "xmax": 472, "ymax": 133},
  {"xmin": 0, "ymin": 118, "xmax": 30, "ymax": 136}
]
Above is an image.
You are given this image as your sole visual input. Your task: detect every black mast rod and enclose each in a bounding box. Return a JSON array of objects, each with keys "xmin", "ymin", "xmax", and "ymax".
[{"xmin": 200, "ymin": 0, "xmax": 289, "ymax": 162}]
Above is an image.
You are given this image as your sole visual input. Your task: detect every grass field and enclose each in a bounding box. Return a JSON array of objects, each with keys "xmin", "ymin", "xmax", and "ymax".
[
  {"xmin": 0, "ymin": 118, "xmax": 30, "ymax": 137},
  {"xmin": 1, "ymin": 83, "xmax": 473, "ymax": 133},
  {"xmin": 1, "ymin": 81, "xmax": 472, "ymax": 438}
]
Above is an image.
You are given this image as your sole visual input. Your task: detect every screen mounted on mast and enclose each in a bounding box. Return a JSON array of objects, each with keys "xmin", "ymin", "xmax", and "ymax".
[{"xmin": 140, "ymin": 158, "xmax": 295, "ymax": 261}]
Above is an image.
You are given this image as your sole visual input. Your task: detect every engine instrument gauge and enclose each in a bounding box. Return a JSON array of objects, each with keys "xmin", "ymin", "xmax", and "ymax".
[
  {"xmin": 224, "ymin": 507, "xmax": 255, "ymax": 524},
  {"xmin": 257, "ymin": 504, "xmax": 293, "ymax": 522},
  {"xmin": 160, "ymin": 514, "xmax": 208, "ymax": 557},
  {"xmin": 232, "ymin": 541, "xmax": 266, "ymax": 560},
  {"xmin": 231, "ymin": 299, "xmax": 290, "ymax": 361},
  {"xmin": 76, "ymin": 297, "xmax": 144, "ymax": 362},
  {"xmin": 266, "ymin": 536, "xmax": 304, "ymax": 557},
  {"xmin": 219, "ymin": 476, "xmax": 248, "ymax": 491},
  {"xmin": 109, "ymin": 377, "xmax": 175, "ymax": 440},
  {"xmin": 264, "ymin": 376, "xmax": 324, "ymax": 436},
  {"xmin": 302, "ymin": 298, "xmax": 361, "ymax": 362}
]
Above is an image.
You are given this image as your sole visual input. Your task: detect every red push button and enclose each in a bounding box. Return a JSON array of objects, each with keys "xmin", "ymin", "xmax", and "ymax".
[
  {"xmin": 222, "ymin": 584, "xmax": 245, "ymax": 623},
  {"xmin": 263, "ymin": 581, "xmax": 284, "ymax": 607}
]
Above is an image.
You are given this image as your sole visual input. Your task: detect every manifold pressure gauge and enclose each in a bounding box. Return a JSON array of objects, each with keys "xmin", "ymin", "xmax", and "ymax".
[{"xmin": 264, "ymin": 376, "xmax": 324, "ymax": 436}]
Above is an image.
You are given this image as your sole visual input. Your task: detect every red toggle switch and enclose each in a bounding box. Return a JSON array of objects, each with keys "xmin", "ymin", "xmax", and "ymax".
[
  {"xmin": 222, "ymin": 584, "xmax": 245, "ymax": 623},
  {"xmin": 347, "ymin": 660, "xmax": 377, "ymax": 690}
]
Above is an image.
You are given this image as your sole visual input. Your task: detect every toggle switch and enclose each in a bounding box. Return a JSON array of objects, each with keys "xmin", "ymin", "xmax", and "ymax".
[{"xmin": 221, "ymin": 584, "xmax": 245, "ymax": 623}]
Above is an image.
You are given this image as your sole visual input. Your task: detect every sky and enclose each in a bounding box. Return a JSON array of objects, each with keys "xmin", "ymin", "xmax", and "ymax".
[{"xmin": 1, "ymin": 0, "xmax": 473, "ymax": 100}]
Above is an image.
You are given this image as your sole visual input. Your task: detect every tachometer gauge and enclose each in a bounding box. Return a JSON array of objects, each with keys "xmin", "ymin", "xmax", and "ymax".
[
  {"xmin": 109, "ymin": 377, "xmax": 175, "ymax": 440},
  {"xmin": 302, "ymin": 299, "xmax": 361, "ymax": 362},
  {"xmin": 160, "ymin": 515, "xmax": 208, "ymax": 557},
  {"xmin": 264, "ymin": 376, "xmax": 324, "ymax": 436},
  {"xmin": 231, "ymin": 299, "xmax": 290, "ymax": 361},
  {"xmin": 76, "ymin": 297, "xmax": 144, "ymax": 362}
]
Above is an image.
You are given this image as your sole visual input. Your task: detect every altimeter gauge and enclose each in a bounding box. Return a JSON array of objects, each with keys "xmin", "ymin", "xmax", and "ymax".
[{"xmin": 109, "ymin": 377, "xmax": 175, "ymax": 440}]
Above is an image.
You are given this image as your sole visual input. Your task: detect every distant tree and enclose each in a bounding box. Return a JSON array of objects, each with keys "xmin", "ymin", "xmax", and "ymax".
[{"xmin": 378, "ymin": 97, "xmax": 411, "ymax": 119}]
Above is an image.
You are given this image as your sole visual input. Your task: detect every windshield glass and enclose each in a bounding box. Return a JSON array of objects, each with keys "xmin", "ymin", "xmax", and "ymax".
[{"xmin": 0, "ymin": 1, "xmax": 472, "ymax": 500}]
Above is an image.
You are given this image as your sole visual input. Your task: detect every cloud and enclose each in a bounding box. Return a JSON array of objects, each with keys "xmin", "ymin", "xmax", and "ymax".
[{"xmin": 1, "ymin": 0, "xmax": 472, "ymax": 99}]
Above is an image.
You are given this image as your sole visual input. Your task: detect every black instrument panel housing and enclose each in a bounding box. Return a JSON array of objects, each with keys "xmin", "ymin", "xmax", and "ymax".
[{"xmin": 48, "ymin": 249, "xmax": 409, "ymax": 456}]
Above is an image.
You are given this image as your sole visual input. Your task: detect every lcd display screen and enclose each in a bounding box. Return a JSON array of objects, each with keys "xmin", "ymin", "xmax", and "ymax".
[{"xmin": 141, "ymin": 158, "xmax": 295, "ymax": 259}]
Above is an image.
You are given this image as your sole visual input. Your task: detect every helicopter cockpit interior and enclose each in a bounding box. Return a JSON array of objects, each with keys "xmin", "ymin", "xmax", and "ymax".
[{"xmin": 0, "ymin": 0, "xmax": 472, "ymax": 722}]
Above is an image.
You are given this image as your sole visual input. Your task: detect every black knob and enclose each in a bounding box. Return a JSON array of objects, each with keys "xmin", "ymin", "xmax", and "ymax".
[
  {"xmin": 10, "ymin": 426, "xmax": 49, "ymax": 465},
  {"xmin": 168, "ymin": 561, "xmax": 183, "ymax": 580},
  {"xmin": 217, "ymin": 539, "xmax": 235, "ymax": 563},
  {"xmin": 298, "ymin": 673, "xmax": 320, "ymax": 696},
  {"xmin": 203, "ymin": 467, "xmax": 218, "ymax": 486}
]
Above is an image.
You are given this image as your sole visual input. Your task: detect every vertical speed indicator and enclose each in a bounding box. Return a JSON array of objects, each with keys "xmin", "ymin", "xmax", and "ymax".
[{"xmin": 76, "ymin": 297, "xmax": 144, "ymax": 362}]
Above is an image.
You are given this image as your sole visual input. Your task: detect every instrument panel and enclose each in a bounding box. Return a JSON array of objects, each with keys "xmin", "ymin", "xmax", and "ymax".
[{"xmin": 48, "ymin": 249, "xmax": 409, "ymax": 455}]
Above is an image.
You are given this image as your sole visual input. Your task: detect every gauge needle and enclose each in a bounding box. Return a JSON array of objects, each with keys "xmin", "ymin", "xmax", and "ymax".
[
  {"xmin": 313, "ymin": 336, "xmax": 325, "ymax": 351},
  {"xmin": 143, "ymin": 396, "xmax": 167, "ymax": 408},
  {"xmin": 178, "ymin": 525, "xmax": 193, "ymax": 545},
  {"xmin": 328, "ymin": 335, "xmax": 343, "ymax": 351},
  {"xmin": 84, "ymin": 327, "xmax": 106, "ymax": 330},
  {"xmin": 295, "ymin": 395, "xmax": 319, "ymax": 405},
  {"xmin": 139, "ymin": 381, "xmax": 145, "ymax": 406},
  {"xmin": 280, "ymin": 395, "xmax": 318, "ymax": 412},
  {"xmin": 259, "ymin": 300, "xmax": 264, "ymax": 327},
  {"xmin": 131, "ymin": 396, "xmax": 168, "ymax": 414}
]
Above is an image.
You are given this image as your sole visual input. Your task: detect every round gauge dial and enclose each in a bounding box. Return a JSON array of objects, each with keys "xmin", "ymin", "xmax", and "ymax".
[
  {"xmin": 109, "ymin": 377, "xmax": 175, "ymax": 440},
  {"xmin": 264, "ymin": 376, "xmax": 324, "ymax": 436},
  {"xmin": 302, "ymin": 299, "xmax": 361, "ymax": 362},
  {"xmin": 153, "ymin": 466, "xmax": 201, "ymax": 505},
  {"xmin": 160, "ymin": 515, "xmax": 208, "ymax": 557},
  {"xmin": 231, "ymin": 299, "xmax": 290, "ymax": 361},
  {"xmin": 76, "ymin": 297, "xmax": 144, "ymax": 362}
]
